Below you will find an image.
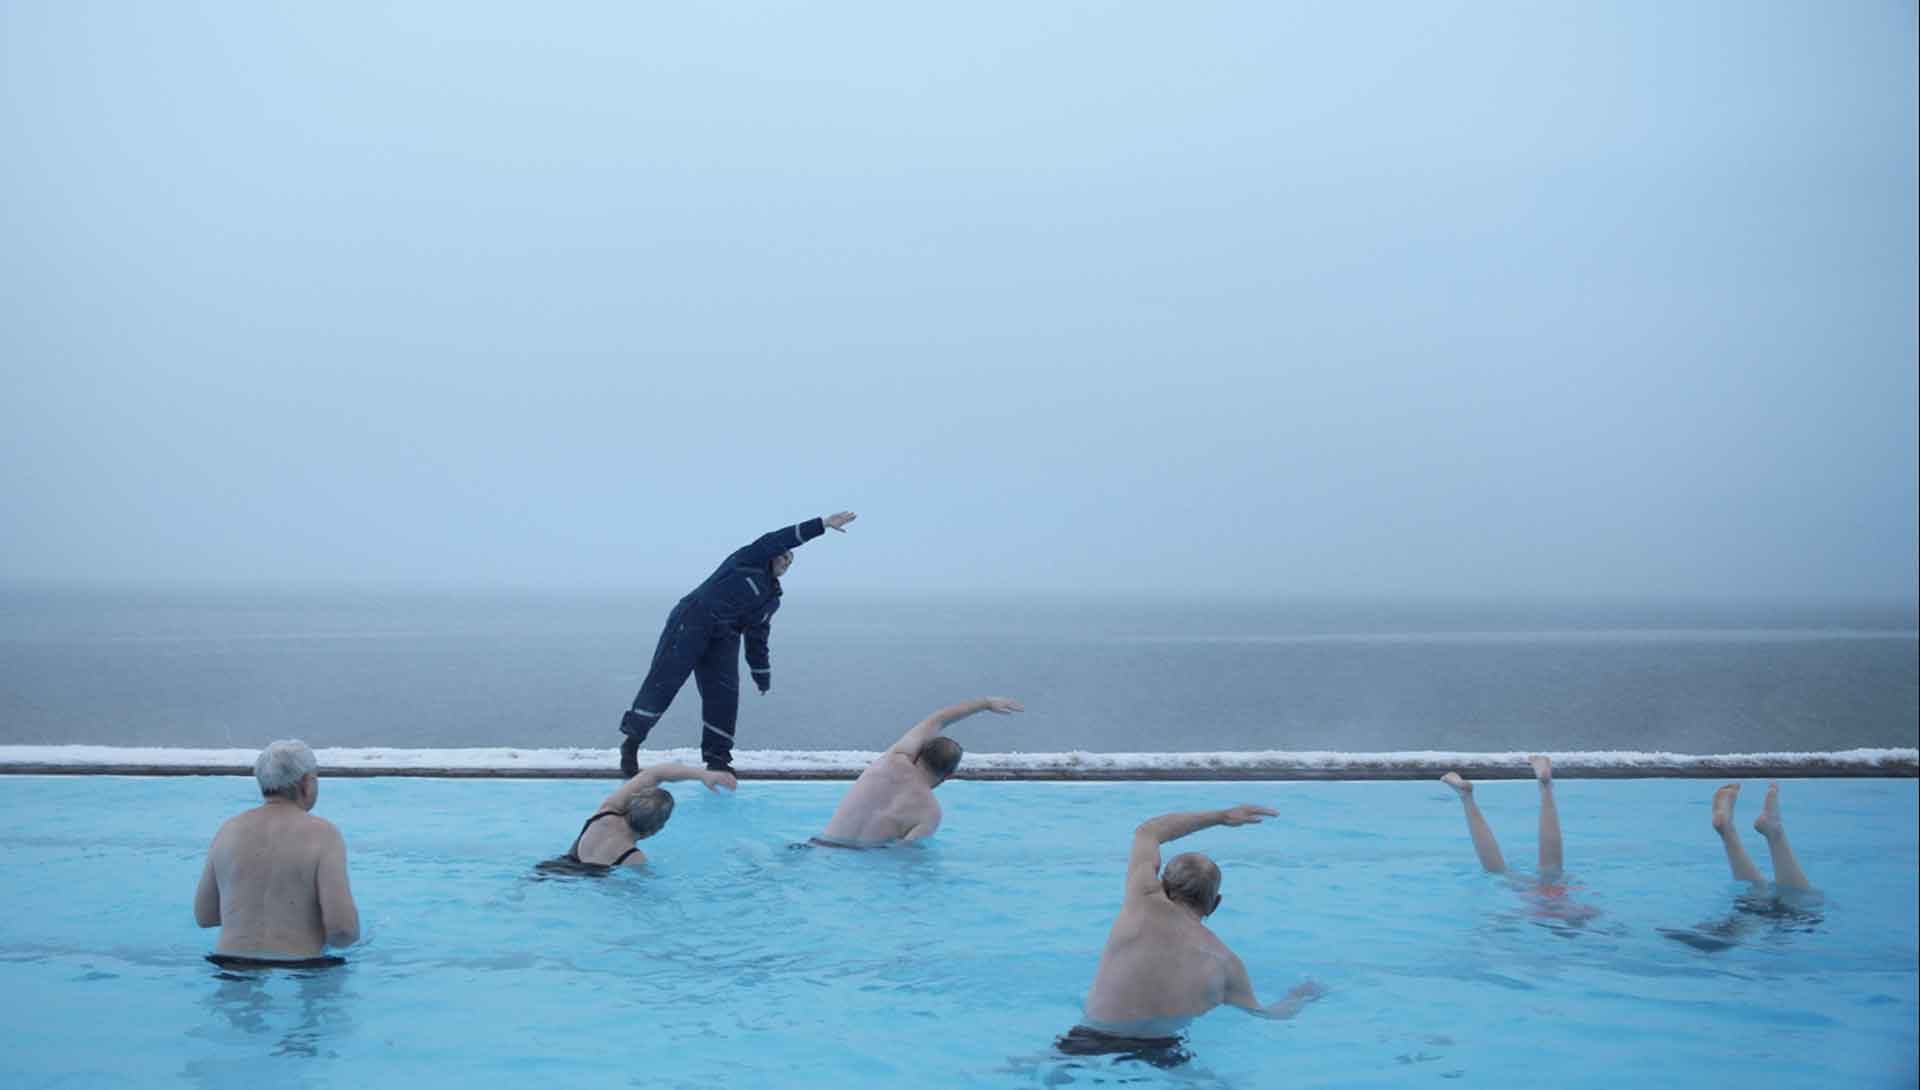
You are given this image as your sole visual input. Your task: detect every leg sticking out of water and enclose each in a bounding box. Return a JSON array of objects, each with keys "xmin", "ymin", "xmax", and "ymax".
[
  {"xmin": 1663, "ymin": 782, "xmax": 1817, "ymax": 951},
  {"xmin": 1530, "ymin": 755, "xmax": 1563, "ymax": 879},
  {"xmin": 1442, "ymin": 772, "xmax": 1506, "ymax": 874},
  {"xmin": 1753, "ymin": 782, "xmax": 1812, "ymax": 891},
  {"xmin": 1711, "ymin": 783, "xmax": 1765, "ymax": 882}
]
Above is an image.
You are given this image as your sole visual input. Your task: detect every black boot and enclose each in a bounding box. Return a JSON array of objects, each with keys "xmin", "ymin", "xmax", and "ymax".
[{"xmin": 619, "ymin": 709, "xmax": 655, "ymax": 777}]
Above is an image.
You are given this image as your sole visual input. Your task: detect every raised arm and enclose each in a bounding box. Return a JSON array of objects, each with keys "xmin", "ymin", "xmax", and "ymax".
[
  {"xmin": 1125, "ymin": 805, "xmax": 1276, "ymax": 900},
  {"xmin": 733, "ymin": 511, "xmax": 857, "ymax": 565},
  {"xmin": 1222, "ymin": 952, "xmax": 1324, "ymax": 1020},
  {"xmin": 601, "ymin": 762, "xmax": 737, "ymax": 810},
  {"xmin": 885, "ymin": 697, "xmax": 1023, "ymax": 757},
  {"xmin": 316, "ymin": 823, "xmax": 360, "ymax": 949}
]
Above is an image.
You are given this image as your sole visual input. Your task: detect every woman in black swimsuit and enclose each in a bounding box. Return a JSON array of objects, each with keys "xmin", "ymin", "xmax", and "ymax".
[{"xmin": 538, "ymin": 762, "xmax": 738, "ymax": 876}]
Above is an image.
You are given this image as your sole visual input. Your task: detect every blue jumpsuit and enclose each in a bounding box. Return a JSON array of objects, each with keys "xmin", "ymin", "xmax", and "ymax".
[{"xmin": 620, "ymin": 517, "xmax": 826, "ymax": 770}]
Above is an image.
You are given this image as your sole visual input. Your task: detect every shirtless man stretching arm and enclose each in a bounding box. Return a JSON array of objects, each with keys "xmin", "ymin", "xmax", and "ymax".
[
  {"xmin": 194, "ymin": 740, "xmax": 359, "ymax": 968},
  {"xmin": 815, "ymin": 697, "xmax": 1023, "ymax": 846},
  {"xmin": 1061, "ymin": 805, "xmax": 1323, "ymax": 1067}
]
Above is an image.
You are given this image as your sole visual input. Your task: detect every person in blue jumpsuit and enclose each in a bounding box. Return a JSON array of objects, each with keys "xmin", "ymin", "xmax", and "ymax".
[{"xmin": 619, "ymin": 511, "xmax": 857, "ymax": 776}]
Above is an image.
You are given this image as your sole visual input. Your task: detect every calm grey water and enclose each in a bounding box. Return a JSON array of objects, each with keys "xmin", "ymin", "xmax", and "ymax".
[{"xmin": 0, "ymin": 588, "xmax": 1913, "ymax": 754}]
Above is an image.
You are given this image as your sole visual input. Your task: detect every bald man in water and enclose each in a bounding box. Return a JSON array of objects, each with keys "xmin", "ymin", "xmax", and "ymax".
[
  {"xmin": 194, "ymin": 740, "xmax": 360, "ymax": 968},
  {"xmin": 1060, "ymin": 805, "xmax": 1323, "ymax": 1067},
  {"xmin": 813, "ymin": 696, "xmax": 1023, "ymax": 846}
]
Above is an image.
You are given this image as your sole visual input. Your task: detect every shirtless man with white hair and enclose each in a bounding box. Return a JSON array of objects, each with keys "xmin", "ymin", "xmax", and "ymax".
[
  {"xmin": 194, "ymin": 740, "xmax": 360, "ymax": 968},
  {"xmin": 813, "ymin": 697, "xmax": 1023, "ymax": 847},
  {"xmin": 1059, "ymin": 805, "xmax": 1323, "ymax": 1067}
]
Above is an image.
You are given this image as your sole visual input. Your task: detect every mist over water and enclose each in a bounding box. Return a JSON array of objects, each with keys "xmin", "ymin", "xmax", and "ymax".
[
  {"xmin": 2, "ymin": 587, "xmax": 1911, "ymax": 755},
  {"xmin": 2, "ymin": 3, "xmax": 1915, "ymax": 607}
]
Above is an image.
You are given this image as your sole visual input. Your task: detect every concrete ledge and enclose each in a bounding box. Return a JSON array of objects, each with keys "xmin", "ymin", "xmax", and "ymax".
[
  {"xmin": 5, "ymin": 745, "xmax": 1912, "ymax": 780},
  {"xmin": 2, "ymin": 762, "xmax": 1912, "ymax": 781}
]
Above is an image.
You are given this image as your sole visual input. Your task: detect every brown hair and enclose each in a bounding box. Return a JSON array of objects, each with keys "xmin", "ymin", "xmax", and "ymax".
[{"xmin": 918, "ymin": 736, "xmax": 964, "ymax": 782}]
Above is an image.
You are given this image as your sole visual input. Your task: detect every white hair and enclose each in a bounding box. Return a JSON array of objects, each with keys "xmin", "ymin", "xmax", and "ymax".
[{"xmin": 254, "ymin": 739, "xmax": 318, "ymax": 797}]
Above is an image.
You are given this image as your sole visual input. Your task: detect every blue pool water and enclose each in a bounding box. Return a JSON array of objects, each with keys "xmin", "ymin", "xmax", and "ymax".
[{"xmin": 0, "ymin": 776, "xmax": 1913, "ymax": 1088}]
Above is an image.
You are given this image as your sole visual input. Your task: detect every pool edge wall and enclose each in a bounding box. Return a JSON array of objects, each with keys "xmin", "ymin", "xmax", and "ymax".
[{"xmin": 2, "ymin": 763, "xmax": 1913, "ymax": 780}]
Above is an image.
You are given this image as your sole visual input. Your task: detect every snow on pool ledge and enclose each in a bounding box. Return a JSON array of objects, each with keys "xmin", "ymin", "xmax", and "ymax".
[{"xmin": 0, "ymin": 745, "xmax": 1913, "ymax": 779}]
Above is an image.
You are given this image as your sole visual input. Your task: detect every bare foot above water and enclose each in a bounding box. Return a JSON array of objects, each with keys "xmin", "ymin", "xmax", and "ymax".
[
  {"xmin": 1441, "ymin": 772, "xmax": 1473, "ymax": 797},
  {"xmin": 1711, "ymin": 783, "xmax": 1741, "ymax": 833},
  {"xmin": 1754, "ymin": 782, "xmax": 1785, "ymax": 839},
  {"xmin": 1528, "ymin": 754, "xmax": 1553, "ymax": 784}
]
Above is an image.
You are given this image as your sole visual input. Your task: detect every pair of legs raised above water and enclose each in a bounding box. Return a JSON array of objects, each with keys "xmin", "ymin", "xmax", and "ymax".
[{"xmin": 1439, "ymin": 757, "xmax": 1813, "ymax": 891}]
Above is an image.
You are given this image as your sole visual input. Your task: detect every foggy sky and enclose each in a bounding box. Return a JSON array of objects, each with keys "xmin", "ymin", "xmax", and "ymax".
[{"xmin": 2, "ymin": 2, "xmax": 1915, "ymax": 602}]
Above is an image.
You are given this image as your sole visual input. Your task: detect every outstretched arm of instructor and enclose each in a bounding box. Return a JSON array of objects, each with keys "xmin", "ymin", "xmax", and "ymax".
[{"xmin": 736, "ymin": 511, "xmax": 859, "ymax": 566}]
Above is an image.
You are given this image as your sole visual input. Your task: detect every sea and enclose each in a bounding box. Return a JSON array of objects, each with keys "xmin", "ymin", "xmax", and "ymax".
[{"xmin": 0, "ymin": 586, "xmax": 1913, "ymax": 758}]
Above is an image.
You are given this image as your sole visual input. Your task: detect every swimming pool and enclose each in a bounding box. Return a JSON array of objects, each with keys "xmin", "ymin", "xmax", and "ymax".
[{"xmin": 0, "ymin": 776, "xmax": 1912, "ymax": 1088}]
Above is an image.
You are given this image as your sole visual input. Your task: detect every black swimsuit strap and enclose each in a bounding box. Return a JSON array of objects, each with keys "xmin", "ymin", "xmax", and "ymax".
[
  {"xmin": 609, "ymin": 846, "xmax": 643, "ymax": 866},
  {"xmin": 565, "ymin": 809, "xmax": 631, "ymax": 863}
]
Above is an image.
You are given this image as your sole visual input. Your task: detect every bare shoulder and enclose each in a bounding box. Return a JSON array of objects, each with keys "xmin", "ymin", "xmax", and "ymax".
[
  {"xmin": 1132, "ymin": 887, "xmax": 1180, "ymax": 916},
  {"xmin": 1140, "ymin": 897, "xmax": 1224, "ymax": 946},
  {"xmin": 1200, "ymin": 925, "xmax": 1237, "ymax": 961},
  {"xmin": 1111, "ymin": 897, "xmax": 1155, "ymax": 930},
  {"xmin": 206, "ymin": 811, "xmax": 247, "ymax": 851},
  {"xmin": 303, "ymin": 813, "xmax": 348, "ymax": 844},
  {"xmin": 216, "ymin": 805, "xmax": 274, "ymax": 838},
  {"xmin": 865, "ymin": 752, "xmax": 916, "ymax": 782}
]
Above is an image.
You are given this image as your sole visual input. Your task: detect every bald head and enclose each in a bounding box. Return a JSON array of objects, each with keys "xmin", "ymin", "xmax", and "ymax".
[{"xmin": 1162, "ymin": 852, "xmax": 1221, "ymax": 915}]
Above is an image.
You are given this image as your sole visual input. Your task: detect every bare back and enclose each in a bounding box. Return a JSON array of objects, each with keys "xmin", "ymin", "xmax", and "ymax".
[
  {"xmin": 819, "ymin": 754, "xmax": 940, "ymax": 844},
  {"xmin": 1082, "ymin": 892, "xmax": 1234, "ymax": 1030},
  {"xmin": 197, "ymin": 803, "xmax": 356, "ymax": 958}
]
